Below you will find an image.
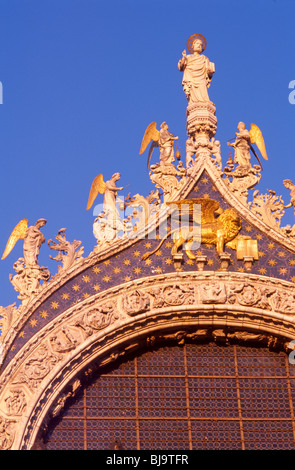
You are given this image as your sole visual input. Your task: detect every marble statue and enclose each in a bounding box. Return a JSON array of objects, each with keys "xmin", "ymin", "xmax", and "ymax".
[
  {"xmin": 2, "ymin": 218, "xmax": 47, "ymax": 265},
  {"xmin": 227, "ymin": 122, "xmax": 252, "ymax": 170},
  {"xmin": 139, "ymin": 121, "xmax": 179, "ymax": 169},
  {"xmin": 283, "ymin": 179, "xmax": 295, "ymax": 215},
  {"xmin": 227, "ymin": 122, "xmax": 268, "ymax": 171},
  {"xmin": 178, "ymin": 34, "xmax": 215, "ymax": 104}
]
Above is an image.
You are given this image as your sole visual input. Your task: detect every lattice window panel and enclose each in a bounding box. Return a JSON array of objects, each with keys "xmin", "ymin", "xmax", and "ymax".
[{"xmin": 44, "ymin": 342, "xmax": 295, "ymax": 450}]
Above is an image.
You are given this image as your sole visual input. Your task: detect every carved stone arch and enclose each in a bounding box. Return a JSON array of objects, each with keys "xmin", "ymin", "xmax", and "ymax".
[{"xmin": 1, "ymin": 271, "xmax": 295, "ymax": 449}]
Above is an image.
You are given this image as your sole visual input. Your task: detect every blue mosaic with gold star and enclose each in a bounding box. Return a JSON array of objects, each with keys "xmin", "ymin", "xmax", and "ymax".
[{"xmin": 3, "ymin": 170, "xmax": 295, "ymax": 369}]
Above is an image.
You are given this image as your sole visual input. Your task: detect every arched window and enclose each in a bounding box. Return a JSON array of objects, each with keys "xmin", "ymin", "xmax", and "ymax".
[{"xmin": 42, "ymin": 342, "xmax": 295, "ymax": 450}]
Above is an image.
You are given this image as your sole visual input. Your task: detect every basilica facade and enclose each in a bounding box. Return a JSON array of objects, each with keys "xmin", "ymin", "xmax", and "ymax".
[{"xmin": 1, "ymin": 34, "xmax": 295, "ymax": 450}]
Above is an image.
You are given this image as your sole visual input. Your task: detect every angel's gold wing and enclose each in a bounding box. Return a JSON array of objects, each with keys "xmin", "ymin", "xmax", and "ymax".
[
  {"xmin": 249, "ymin": 123, "xmax": 268, "ymax": 161},
  {"xmin": 139, "ymin": 122, "xmax": 160, "ymax": 155},
  {"xmin": 86, "ymin": 174, "xmax": 106, "ymax": 211},
  {"xmin": 1, "ymin": 218, "xmax": 29, "ymax": 260}
]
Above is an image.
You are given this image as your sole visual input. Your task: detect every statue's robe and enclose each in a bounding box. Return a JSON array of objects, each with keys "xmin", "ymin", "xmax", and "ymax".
[{"xmin": 181, "ymin": 53, "xmax": 212, "ymax": 103}]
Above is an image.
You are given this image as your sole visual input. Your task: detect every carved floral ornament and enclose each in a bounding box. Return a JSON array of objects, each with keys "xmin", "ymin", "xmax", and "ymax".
[{"xmin": 1, "ymin": 271, "xmax": 295, "ymax": 449}]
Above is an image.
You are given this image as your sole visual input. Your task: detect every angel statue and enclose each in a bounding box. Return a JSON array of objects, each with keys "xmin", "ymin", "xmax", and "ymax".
[
  {"xmin": 86, "ymin": 173, "xmax": 125, "ymax": 239},
  {"xmin": 283, "ymin": 179, "xmax": 295, "ymax": 216},
  {"xmin": 139, "ymin": 122, "xmax": 179, "ymax": 170},
  {"xmin": 227, "ymin": 122, "xmax": 268, "ymax": 171},
  {"xmin": 2, "ymin": 218, "xmax": 47, "ymax": 265},
  {"xmin": 1, "ymin": 218, "xmax": 50, "ymax": 305},
  {"xmin": 178, "ymin": 33, "xmax": 215, "ymax": 104}
]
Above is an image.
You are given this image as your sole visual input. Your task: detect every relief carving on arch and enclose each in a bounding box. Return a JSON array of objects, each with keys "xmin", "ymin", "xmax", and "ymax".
[
  {"xmin": 150, "ymin": 283, "xmax": 195, "ymax": 308},
  {"xmin": 0, "ymin": 415, "xmax": 16, "ymax": 450},
  {"xmin": 1, "ymin": 273, "xmax": 295, "ymax": 450},
  {"xmin": 74, "ymin": 300, "xmax": 120, "ymax": 336}
]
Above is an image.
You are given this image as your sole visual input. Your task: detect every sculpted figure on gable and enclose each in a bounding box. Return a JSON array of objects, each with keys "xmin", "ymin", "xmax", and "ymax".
[
  {"xmin": 1, "ymin": 219, "xmax": 50, "ymax": 307},
  {"xmin": 178, "ymin": 33, "xmax": 215, "ymax": 104}
]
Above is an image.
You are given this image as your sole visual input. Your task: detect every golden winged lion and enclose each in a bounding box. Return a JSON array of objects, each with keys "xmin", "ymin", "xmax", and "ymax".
[{"xmin": 142, "ymin": 198, "xmax": 242, "ymax": 260}]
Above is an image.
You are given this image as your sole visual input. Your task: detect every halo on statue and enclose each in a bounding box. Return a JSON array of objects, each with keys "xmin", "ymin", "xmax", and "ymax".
[{"xmin": 187, "ymin": 33, "xmax": 207, "ymax": 53}]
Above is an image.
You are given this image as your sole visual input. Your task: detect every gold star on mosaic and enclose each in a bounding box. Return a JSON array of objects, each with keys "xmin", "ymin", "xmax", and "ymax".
[
  {"xmin": 194, "ymin": 185, "xmax": 199, "ymax": 191},
  {"xmin": 289, "ymin": 260, "xmax": 295, "ymax": 266},
  {"xmin": 51, "ymin": 301, "xmax": 59, "ymax": 310},
  {"xmin": 144, "ymin": 258, "xmax": 152, "ymax": 266},
  {"xmin": 144, "ymin": 242, "xmax": 152, "ymax": 248},
  {"xmin": 82, "ymin": 275, "xmax": 91, "ymax": 283},
  {"xmin": 237, "ymin": 267, "xmax": 245, "ymax": 273},
  {"xmin": 186, "ymin": 259, "xmax": 194, "ymax": 265},
  {"xmin": 113, "ymin": 267, "xmax": 121, "ymax": 274},
  {"xmin": 104, "ymin": 259, "xmax": 111, "ymax": 266},
  {"xmin": 202, "ymin": 193, "xmax": 210, "ymax": 199},
  {"xmin": 124, "ymin": 276, "xmax": 131, "ymax": 282},
  {"xmin": 259, "ymin": 268, "xmax": 267, "ymax": 275},
  {"xmin": 93, "ymin": 266, "xmax": 101, "ymax": 274},
  {"xmin": 165, "ymin": 258, "xmax": 173, "ymax": 265},
  {"xmin": 19, "ymin": 331, "xmax": 25, "ymax": 338},
  {"xmin": 268, "ymin": 242, "xmax": 274, "ymax": 250},
  {"xmin": 245, "ymin": 225, "xmax": 252, "ymax": 232},
  {"xmin": 40, "ymin": 310, "xmax": 49, "ymax": 319},
  {"xmin": 83, "ymin": 293, "xmax": 90, "ymax": 299},
  {"xmin": 256, "ymin": 234, "xmax": 263, "ymax": 240},
  {"xmin": 258, "ymin": 251, "xmax": 265, "ymax": 257},
  {"xmin": 165, "ymin": 241, "xmax": 173, "ymax": 248},
  {"xmin": 103, "ymin": 275, "xmax": 111, "ymax": 282},
  {"xmin": 133, "ymin": 250, "xmax": 141, "ymax": 257},
  {"xmin": 291, "ymin": 276, "xmax": 295, "ymax": 283},
  {"xmin": 134, "ymin": 267, "xmax": 141, "ymax": 275},
  {"xmin": 93, "ymin": 284, "xmax": 101, "ymax": 292},
  {"xmin": 207, "ymin": 259, "xmax": 214, "ymax": 266},
  {"xmin": 154, "ymin": 267, "xmax": 162, "ymax": 274},
  {"xmin": 201, "ymin": 177, "xmax": 209, "ymax": 183},
  {"xmin": 268, "ymin": 259, "xmax": 277, "ymax": 266},
  {"xmin": 123, "ymin": 259, "xmax": 131, "ymax": 266},
  {"xmin": 72, "ymin": 284, "xmax": 80, "ymax": 291},
  {"xmin": 29, "ymin": 319, "xmax": 37, "ymax": 327},
  {"xmin": 278, "ymin": 251, "xmax": 286, "ymax": 258},
  {"xmin": 155, "ymin": 250, "xmax": 162, "ymax": 257},
  {"xmin": 279, "ymin": 268, "xmax": 287, "ymax": 275},
  {"xmin": 61, "ymin": 293, "xmax": 70, "ymax": 300}
]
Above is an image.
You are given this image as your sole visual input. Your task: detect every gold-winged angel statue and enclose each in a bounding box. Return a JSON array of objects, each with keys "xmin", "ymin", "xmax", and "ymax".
[
  {"xmin": 139, "ymin": 121, "xmax": 180, "ymax": 170},
  {"xmin": 86, "ymin": 172, "xmax": 124, "ymax": 222},
  {"xmin": 227, "ymin": 122, "xmax": 268, "ymax": 169},
  {"xmin": 1, "ymin": 218, "xmax": 47, "ymax": 266}
]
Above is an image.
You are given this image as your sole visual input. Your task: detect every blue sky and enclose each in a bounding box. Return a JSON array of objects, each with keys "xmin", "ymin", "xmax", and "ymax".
[{"xmin": 0, "ymin": 0, "xmax": 295, "ymax": 308}]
